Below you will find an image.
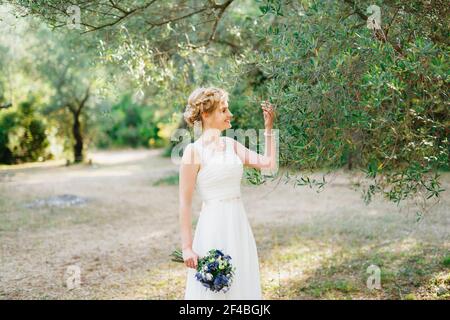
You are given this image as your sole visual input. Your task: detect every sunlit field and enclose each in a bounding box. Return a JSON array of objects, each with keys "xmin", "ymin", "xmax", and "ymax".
[{"xmin": 1, "ymin": 149, "xmax": 448, "ymax": 299}]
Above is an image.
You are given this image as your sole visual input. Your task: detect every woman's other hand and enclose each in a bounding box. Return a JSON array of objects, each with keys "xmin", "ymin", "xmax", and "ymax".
[{"xmin": 182, "ymin": 248, "xmax": 199, "ymax": 269}]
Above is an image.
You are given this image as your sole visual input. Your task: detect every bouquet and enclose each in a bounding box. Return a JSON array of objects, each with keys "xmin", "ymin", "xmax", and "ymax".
[{"xmin": 171, "ymin": 248, "xmax": 236, "ymax": 293}]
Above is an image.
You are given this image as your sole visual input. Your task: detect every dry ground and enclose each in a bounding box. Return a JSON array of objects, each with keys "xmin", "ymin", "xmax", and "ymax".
[{"xmin": 0, "ymin": 148, "xmax": 448, "ymax": 299}]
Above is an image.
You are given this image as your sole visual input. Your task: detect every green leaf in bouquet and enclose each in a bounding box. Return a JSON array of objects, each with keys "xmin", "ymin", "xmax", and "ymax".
[{"xmin": 170, "ymin": 248, "xmax": 184, "ymax": 263}]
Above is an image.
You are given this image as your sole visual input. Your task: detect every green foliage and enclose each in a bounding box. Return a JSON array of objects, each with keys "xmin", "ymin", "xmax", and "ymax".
[
  {"xmin": 0, "ymin": 112, "xmax": 16, "ymax": 164},
  {"xmin": 244, "ymin": 167, "xmax": 265, "ymax": 185},
  {"xmin": 95, "ymin": 94, "xmax": 164, "ymax": 149},
  {"xmin": 0, "ymin": 99, "xmax": 50, "ymax": 164},
  {"xmin": 443, "ymin": 256, "xmax": 450, "ymax": 268},
  {"xmin": 237, "ymin": 0, "xmax": 449, "ymax": 205}
]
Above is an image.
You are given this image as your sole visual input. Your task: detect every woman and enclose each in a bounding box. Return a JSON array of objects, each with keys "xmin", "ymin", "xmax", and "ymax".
[{"xmin": 179, "ymin": 87, "xmax": 276, "ymax": 299}]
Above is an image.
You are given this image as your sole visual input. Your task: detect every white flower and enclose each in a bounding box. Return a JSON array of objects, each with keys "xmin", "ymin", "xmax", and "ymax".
[{"xmin": 206, "ymin": 273, "xmax": 213, "ymax": 281}]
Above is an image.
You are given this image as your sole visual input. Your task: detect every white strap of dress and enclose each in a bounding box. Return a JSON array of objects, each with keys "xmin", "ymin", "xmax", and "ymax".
[{"xmin": 191, "ymin": 141, "xmax": 205, "ymax": 167}]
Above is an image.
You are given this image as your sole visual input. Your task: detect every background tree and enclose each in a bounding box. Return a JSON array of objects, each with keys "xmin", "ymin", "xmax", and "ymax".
[
  {"xmin": 32, "ymin": 27, "xmax": 110, "ymax": 163},
  {"xmin": 2, "ymin": 0, "xmax": 448, "ymax": 209}
]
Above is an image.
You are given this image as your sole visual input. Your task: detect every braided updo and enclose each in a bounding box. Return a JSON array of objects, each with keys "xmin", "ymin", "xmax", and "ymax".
[{"xmin": 183, "ymin": 87, "xmax": 229, "ymax": 127}]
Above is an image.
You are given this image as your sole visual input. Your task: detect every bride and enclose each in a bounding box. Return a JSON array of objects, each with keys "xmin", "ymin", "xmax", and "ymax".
[{"xmin": 179, "ymin": 87, "xmax": 276, "ymax": 300}]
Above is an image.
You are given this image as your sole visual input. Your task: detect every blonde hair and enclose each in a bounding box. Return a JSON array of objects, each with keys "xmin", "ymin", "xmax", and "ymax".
[{"xmin": 183, "ymin": 87, "xmax": 229, "ymax": 127}]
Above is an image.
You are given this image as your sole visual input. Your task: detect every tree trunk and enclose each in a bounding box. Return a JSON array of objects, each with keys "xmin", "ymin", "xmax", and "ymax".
[
  {"xmin": 347, "ymin": 151, "xmax": 353, "ymax": 171},
  {"xmin": 72, "ymin": 112, "xmax": 83, "ymax": 163},
  {"xmin": 68, "ymin": 87, "xmax": 89, "ymax": 163}
]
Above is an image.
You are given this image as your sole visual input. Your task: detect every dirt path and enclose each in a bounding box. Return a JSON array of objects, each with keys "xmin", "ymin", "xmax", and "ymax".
[{"xmin": 0, "ymin": 149, "xmax": 448, "ymax": 299}]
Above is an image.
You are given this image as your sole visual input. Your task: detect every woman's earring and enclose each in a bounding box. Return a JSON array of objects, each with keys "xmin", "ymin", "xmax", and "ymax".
[{"xmin": 193, "ymin": 120, "xmax": 203, "ymax": 139}]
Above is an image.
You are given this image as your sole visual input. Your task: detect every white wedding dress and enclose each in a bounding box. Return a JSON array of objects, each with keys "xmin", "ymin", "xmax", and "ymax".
[{"xmin": 184, "ymin": 136, "xmax": 262, "ymax": 300}]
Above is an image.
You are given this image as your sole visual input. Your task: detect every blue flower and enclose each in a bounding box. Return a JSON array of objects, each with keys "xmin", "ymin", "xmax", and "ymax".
[
  {"xmin": 202, "ymin": 282, "xmax": 211, "ymax": 289},
  {"xmin": 214, "ymin": 274, "xmax": 228, "ymax": 287},
  {"xmin": 215, "ymin": 249, "xmax": 224, "ymax": 257},
  {"xmin": 217, "ymin": 275, "xmax": 228, "ymax": 286},
  {"xmin": 195, "ymin": 273, "xmax": 203, "ymax": 281},
  {"xmin": 207, "ymin": 261, "xmax": 218, "ymax": 271}
]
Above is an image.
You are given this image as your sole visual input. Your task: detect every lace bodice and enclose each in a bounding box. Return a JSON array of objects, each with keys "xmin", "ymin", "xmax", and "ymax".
[{"xmin": 191, "ymin": 136, "xmax": 243, "ymax": 202}]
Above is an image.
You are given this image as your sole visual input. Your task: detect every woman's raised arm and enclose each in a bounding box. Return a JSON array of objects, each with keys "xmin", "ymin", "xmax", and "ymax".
[{"xmin": 231, "ymin": 100, "xmax": 277, "ymax": 171}]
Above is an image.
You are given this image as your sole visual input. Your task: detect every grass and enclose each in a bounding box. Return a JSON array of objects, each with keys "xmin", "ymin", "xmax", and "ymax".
[
  {"xmin": 250, "ymin": 220, "xmax": 450, "ymax": 300},
  {"xmin": 442, "ymin": 256, "xmax": 450, "ymax": 268},
  {"xmin": 153, "ymin": 172, "xmax": 179, "ymax": 186},
  {"xmin": 300, "ymin": 279, "xmax": 358, "ymax": 298},
  {"xmin": 2, "ymin": 194, "xmax": 448, "ymax": 299},
  {"xmin": 0, "ymin": 200, "xmax": 103, "ymax": 232},
  {"xmin": 0, "ymin": 188, "xmax": 131, "ymax": 234}
]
